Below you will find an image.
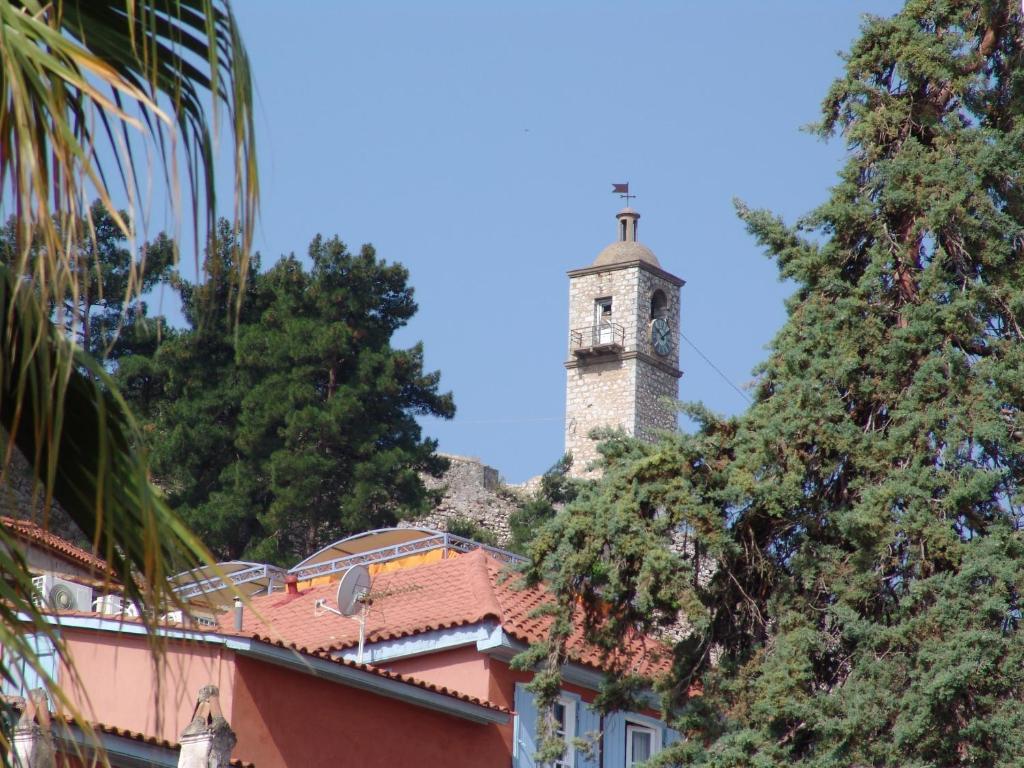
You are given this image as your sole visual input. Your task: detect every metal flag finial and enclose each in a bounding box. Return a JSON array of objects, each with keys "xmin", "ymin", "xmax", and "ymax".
[{"xmin": 612, "ymin": 182, "xmax": 636, "ymax": 206}]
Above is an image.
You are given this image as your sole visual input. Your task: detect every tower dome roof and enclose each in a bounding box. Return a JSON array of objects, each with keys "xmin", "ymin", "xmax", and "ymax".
[
  {"xmin": 593, "ymin": 241, "xmax": 660, "ymax": 268},
  {"xmin": 592, "ymin": 207, "xmax": 660, "ymax": 267}
]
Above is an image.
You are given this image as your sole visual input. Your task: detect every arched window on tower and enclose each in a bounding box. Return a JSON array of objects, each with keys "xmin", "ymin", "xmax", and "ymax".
[
  {"xmin": 620, "ymin": 218, "xmax": 627, "ymax": 241},
  {"xmin": 650, "ymin": 289, "xmax": 668, "ymax": 320}
]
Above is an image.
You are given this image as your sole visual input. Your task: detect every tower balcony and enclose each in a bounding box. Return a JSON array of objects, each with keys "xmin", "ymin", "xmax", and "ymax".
[{"xmin": 570, "ymin": 322, "xmax": 625, "ymax": 357}]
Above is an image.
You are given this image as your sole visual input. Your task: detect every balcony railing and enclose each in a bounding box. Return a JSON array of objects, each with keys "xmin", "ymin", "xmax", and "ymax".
[{"xmin": 570, "ymin": 322, "xmax": 625, "ymax": 356}]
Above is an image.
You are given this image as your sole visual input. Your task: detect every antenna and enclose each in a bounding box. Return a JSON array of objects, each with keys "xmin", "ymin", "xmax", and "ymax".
[
  {"xmin": 313, "ymin": 566, "xmax": 425, "ymax": 665},
  {"xmin": 312, "ymin": 565, "xmax": 374, "ymax": 663}
]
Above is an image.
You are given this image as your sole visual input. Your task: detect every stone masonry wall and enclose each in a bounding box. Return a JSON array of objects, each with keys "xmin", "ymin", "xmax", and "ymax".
[
  {"xmin": 565, "ymin": 358, "xmax": 636, "ymax": 474},
  {"xmin": 565, "ymin": 266, "xmax": 641, "ymax": 474},
  {"xmin": 634, "ymin": 268, "xmax": 682, "ymax": 442},
  {"xmin": 401, "ymin": 454, "xmax": 521, "ymax": 547},
  {"xmin": 635, "ymin": 362, "xmax": 679, "ymax": 442},
  {"xmin": 564, "ymin": 263, "xmax": 681, "ymax": 475}
]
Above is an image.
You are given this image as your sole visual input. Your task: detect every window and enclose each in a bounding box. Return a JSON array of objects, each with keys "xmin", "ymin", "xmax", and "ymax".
[
  {"xmin": 625, "ymin": 722, "xmax": 661, "ymax": 767},
  {"xmin": 595, "ymin": 297, "xmax": 613, "ymax": 324},
  {"xmin": 620, "ymin": 218, "xmax": 627, "ymax": 241},
  {"xmin": 551, "ymin": 696, "xmax": 576, "ymax": 767}
]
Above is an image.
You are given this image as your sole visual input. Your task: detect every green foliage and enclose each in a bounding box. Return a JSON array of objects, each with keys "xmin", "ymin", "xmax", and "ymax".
[
  {"xmin": 509, "ymin": 453, "xmax": 582, "ymax": 552},
  {"xmin": 120, "ymin": 226, "xmax": 454, "ymax": 564},
  {"xmin": 445, "ymin": 516, "xmax": 499, "ymax": 547},
  {"xmin": 527, "ymin": 3, "xmax": 1024, "ymax": 766}
]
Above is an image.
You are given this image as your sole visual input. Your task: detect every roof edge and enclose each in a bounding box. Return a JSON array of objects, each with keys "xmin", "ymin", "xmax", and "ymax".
[
  {"xmin": 567, "ymin": 259, "xmax": 685, "ymax": 287},
  {"xmin": 43, "ymin": 614, "xmax": 509, "ymax": 724}
]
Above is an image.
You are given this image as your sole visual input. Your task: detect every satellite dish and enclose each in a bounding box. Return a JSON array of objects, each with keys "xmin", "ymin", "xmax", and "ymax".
[{"xmin": 336, "ymin": 565, "xmax": 371, "ymax": 617}]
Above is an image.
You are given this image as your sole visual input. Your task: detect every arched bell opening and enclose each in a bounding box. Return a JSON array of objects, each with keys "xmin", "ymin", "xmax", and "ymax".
[{"xmin": 650, "ymin": 289, "xmax": 668, "ymax": 320}]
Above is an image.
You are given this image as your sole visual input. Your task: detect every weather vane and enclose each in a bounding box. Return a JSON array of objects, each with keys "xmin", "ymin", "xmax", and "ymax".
[{"xmin": 612, "ymin": 182, "xmax": 636, "ymax": 206}]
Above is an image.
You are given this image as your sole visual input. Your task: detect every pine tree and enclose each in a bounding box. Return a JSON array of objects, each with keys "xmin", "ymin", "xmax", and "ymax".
[
  {"xmin": 527, "ymin": 3, "xmax": 1024, "ymax": 765},
  {"xmin": 120, "ymin": 227, "xmax": 454, "ymax": 564}
]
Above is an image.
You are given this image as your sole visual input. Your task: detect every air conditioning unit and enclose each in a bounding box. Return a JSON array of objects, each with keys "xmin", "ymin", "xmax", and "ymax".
[
  {"xmin": 92, "ymin": 595, "xmax": 123, "ymax": 615},
  {"xmin": 36, "ymin": 574, "xmax": 93, "ymax": 613},
  {"xmin": 30, "ymin": 575, "xmax": 46, "ymax": 606}
]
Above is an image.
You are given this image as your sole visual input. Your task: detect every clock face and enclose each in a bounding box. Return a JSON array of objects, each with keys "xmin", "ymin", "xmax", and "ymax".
[{"xmin": 651, "ymin": 318, "xmax": 671, "ymax": 356}]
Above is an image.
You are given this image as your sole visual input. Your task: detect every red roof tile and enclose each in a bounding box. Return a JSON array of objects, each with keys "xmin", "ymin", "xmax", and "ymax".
[
  {"xmin": 224, "ymin": 549, "xmax": 672, "ymax": 679},
  {"xmin": 1, "ymin": 516, "xmax": 110, "ymax": 575},
  {"xmin": 485, "ymin": 556, "xmax": 672, "ymax": 678}
]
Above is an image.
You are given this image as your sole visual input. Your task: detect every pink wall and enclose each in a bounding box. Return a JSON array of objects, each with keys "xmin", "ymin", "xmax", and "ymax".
[
  {"xmin": 60, "ymin": 629, "xmax": 235, "ymax": 742},
  {"xmin": 383, "ymin": 645, "xmax": 493, "ymax": 702},
  {"xmin": 229, "ymin": 655, "xmax": 509, "ymax": 768},
  {"xmin": 59, "ymin": 627, "xmax": 510, "ymax": 767}
]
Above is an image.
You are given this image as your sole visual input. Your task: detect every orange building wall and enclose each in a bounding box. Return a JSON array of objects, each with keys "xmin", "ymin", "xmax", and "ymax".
[
  {"xmin": 59, "ymin": 629, "xmax": 236, "ymax": 743},
  {"xmin": 229, "ymin": 654, "xmax": 509, "ymax": 768}
]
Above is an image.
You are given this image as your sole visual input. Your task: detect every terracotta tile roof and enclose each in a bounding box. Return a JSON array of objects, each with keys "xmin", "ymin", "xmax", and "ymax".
[
  {"xmin": 225, "ymin": 549, "xmax": 672, "ymax": 679},
  {"xmin": 485, "ymin": 556, "xmax": 673, "ymax": 678},
  {"xmin": 222, "ymin": 547, "xmax": 503, "ymax": 650},
  {"xmin": 1, "ymin": 516, "xmax": 110, "ymax": 575}
]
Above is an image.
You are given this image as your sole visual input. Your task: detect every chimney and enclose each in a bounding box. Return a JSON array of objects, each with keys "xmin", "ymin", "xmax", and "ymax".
[
  {"xmin": 177, "ymin": 685, "xmax": 237, "ymax": 768},
  {"xmin": 12, "ymin": 689, "xmax": 55, "ymax": 768},
  {"xmin": 232, "ymin": 597, "xmax": 243, "ymax": 631},
  {"xmin": 285, "ymin": 574, "xmax": 298, "ymax": 595}
]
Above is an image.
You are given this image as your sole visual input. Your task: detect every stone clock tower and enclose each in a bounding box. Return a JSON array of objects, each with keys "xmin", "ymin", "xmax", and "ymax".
[{"xmin": 564, "ymin": 207, "xmax": 684, "ymax": 476}]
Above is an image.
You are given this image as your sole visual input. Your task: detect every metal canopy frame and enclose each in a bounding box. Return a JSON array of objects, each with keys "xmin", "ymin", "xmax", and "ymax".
[
  {"xmin": 168, "ymin": 530, "xmax": 524, "ymax": 602},
  {"xmin": 170, "ymin": 561, "xmax": 287, "ymax": 603},
  {"xmin": 287, "ymin": 530, "xmax": 525, "ymax": 583}
]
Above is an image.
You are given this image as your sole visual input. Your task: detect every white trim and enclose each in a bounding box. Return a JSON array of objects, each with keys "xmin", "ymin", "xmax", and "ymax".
[
  {"xmin": 625, "ymin": 721, "xmax": 661, "ymax": 767},
  {"xmin": 553, "ymin": 694, "xmax": 577, "ymax": 768},
  {"xmin": 336, "ymin": 620, "xmax": 500, "ymax": 664}
]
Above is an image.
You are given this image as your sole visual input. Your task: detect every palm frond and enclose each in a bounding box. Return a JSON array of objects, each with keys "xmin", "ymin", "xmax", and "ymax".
[
  {"xmin": 0, "ymin": 0, "xmax": 258, "ymax": 314},
  {"xmin": 0, "ymin": 1, "xmax": 258, "ymax": 759}
]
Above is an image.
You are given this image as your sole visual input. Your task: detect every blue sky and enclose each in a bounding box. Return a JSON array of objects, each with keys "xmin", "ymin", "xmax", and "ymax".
[{"xmin": 204, "ymin": 1, "xmax": 904, "ymax": 483}]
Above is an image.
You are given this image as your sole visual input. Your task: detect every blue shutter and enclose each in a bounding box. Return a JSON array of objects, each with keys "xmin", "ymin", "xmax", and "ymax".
[
  {"xmin": 663, "ymin": 724, "xmax": 682, "ymax": 747},
  {"xmin": 603, "ymin": 712, "xmax": 627, "ymax": 768},
  {"xmin": 514, "ymin": 682, "xmax": 539, "ymax": 768},
  {"xmin": 576, "ymin": 700, "xmax": 601, "ymax": 768}
]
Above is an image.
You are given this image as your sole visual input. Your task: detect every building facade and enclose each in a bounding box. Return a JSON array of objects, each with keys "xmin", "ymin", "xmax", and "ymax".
[{"xmin": 564, "ymin": 208, "xmax": 684, "ymax": 476}]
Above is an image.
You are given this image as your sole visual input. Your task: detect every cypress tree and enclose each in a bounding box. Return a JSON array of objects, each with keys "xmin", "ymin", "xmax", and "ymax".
[{"xmin": 528, "ymin": 3, "xmax": 1024, "ymax": 765}]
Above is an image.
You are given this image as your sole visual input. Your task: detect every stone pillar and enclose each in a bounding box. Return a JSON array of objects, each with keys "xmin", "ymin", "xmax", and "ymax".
[
  {"xmin": 11, "ymin": 689, "xmax": 55, "ymax": 768},
  {"xmin": 178, "ymin": 685, "xmax": 237, "ymax": 768}
]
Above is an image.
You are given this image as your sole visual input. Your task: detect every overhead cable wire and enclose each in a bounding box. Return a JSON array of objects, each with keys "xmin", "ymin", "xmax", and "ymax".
[{"xmin": 678, "ymin": 330, "xmax": 752, "ymax": 404}]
